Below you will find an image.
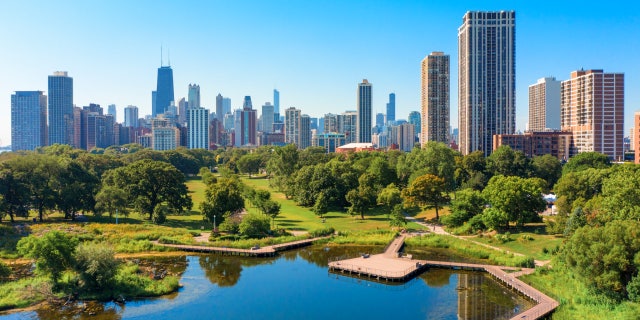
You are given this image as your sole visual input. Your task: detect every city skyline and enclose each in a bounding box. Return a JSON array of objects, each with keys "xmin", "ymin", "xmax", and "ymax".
[{"xmin": 1, "ymin": 1, "xmax": 639, "ymax": 146}]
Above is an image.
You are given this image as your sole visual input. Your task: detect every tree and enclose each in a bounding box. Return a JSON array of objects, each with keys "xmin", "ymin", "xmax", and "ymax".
[
  {"xmin": 346, "ymin": 174, "xmax": 378, "ymax": 220},
  {"xmin": 481, "ymin": 207, "xmax": 509, "ymax": 230},
  {"xmin": 441, "ymin": 189, "xmax": 485, "ymax": 228},
  {"xmin": 553, "ymin": 168, "xmax": 609, "ymax": 216},
  {"xmin": 266, "ymin": 144, "xmax": 299, "ymax": 191},
  {"xmin": 74, "ymin": 243, "xmax": 120, "ymax": 290},
  {"xmin": 94, "ymin": 185, "xmax": 128, "ymax": 217},
  {"xmin": 261, "ymin": 200, "xmax": 281, "ymax": 227},
  {"xmin": 600, "ymin": 166, "xmax": 640, "ymax": 222},
  {"xmin": 377, "ymin": 183, "xmax": 403, "ymax": 215},
  {"xmin": 0, "ymin": 166, "xmax": 29, "ymax": 222},
  {"xmin": 200, "ymin": 177, "xmax": 245, "ymax": 226},
  {"xmin": 0, "ymin": 260, "xmax": 10, "ymax": 280},
  {"xmin": 55, "ymin": 159, "xmax": 99, "ymax": 220},
  {"xmin": 389, "ymin": 204, "xmax": 407, "ymax": 227},
  {"xmin": 17, "ymin": 231, "xmax": 78, "ymax": 283},
  {"xmin": 531, "ymin": 154, "xmax": 562, "ymax": 192},
  {"xmin": 103, "ymin": 160, "xmax": 192, "ymax": 220},
  {"xmin": 12, "ymin": 155, "xmax": 62, "ymax": 222},
  {"xmin": 237, "ymin": 153, "xmax": 264, "ymax": 178},
  {"xmin": 562, "ymin": 151, "xmax": 611, "ymax": 175},
  {"xmin": 482, "ymin": 175, "xmax": 546, "ymax": 228},
  {"xmin": 239, "ymin": 212, "xmax": 271, "ymax": 238},
  {"xmin": 486, "ymin": 145, "xmax": 530, "ymax": 178},
  {"xmin": 312, "ymin": 192, "xmax": 330, "ymax": 217},
  {"xmin": 563, "ymin": 220, "xmax": 640, "ymax": 301},
  {"xmin": 402, "ymin": 174, "xmax": 450, "ymax": 220}
]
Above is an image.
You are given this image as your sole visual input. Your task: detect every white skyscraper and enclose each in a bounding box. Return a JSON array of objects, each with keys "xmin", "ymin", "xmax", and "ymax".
[{"xmin": 188, "ymin": 107, "xmax": 209, "ymax": 149}]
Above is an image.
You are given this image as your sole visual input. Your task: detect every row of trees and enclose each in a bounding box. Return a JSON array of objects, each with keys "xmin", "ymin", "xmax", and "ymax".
[{"xmin": 0, "ymin": 145, "xmax": 194, "ymax": 223}]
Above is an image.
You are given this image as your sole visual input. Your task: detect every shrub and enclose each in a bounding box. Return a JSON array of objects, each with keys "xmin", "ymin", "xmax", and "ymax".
[
  {"xmin": 239, "ymin": 212, "xmax": 270, "ymax": 238},
  {"xmin": 0, "ymin": 261, "xmax": 11, "ymax": 280},
  {"xmin": 74, "ymin": 243, "xmax": 120, "ymax": 290}
]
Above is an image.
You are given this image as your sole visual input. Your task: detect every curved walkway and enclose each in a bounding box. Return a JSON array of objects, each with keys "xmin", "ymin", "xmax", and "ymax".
[{"xmin": 405, "ymin": 214, "xmax": 550, "ymax": 267}]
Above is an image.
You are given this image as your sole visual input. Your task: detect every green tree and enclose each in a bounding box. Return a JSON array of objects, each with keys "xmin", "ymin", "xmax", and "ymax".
[
  {"xmin": 94, "ymin": 185, "xmax": 129, "ymax": 218},
  {"xmin": 482, "ymin": 175, "xmax": 546, "ymax": 228},
  {"xmin": 531, "ymin": 154, "xmax": 562, "ymax": 191},
  {"xmin": 402, "ymin": 174, "xmax": 450, "ymax": 220},
  {"xmin": 0, "ymin": 166, "xmax": 30, "ymax": 222},
  {"xmin": 239, "ymin": 212, "xmax": 271, "ymax": 238},
  {"xmin": 553, "ymin": 168, "xmax": 609, "ymax": 216},
  {"xmin": 486, "ymin": 145, "xmax": 530, "ymax": 178},
  {"xmin": 441, "ymin": 189, "xmax": 485, "ymax": 228},
  {"xmin": 17, "ymin": 231, "xmax": 78, "ymax": 283},
  {"xmin": 200, "ymin": 177, "xmax": 245, "ymax": 226},
  {"xmin": 261, "ymin": 200, "xmax": 281, "ymax": 227},
  {"xmin": 312, "ymin": 192, "xmax": 330, "ymax": 217},
  {"xmin": 377, "ymin": 183, "xmax": 403, "ymax": 212},
  {"xmin": 562, "ymin": 151, "xmax": 611, "ymax": 175},
  {"xmin": 237, "ymin": 153, "xmax": 264, "ymax": 178},
  {"xmin": 481, "ymin": 207, "xmax": 509, "ymax": 231},
  {"xmin": 563, "ymin": 220, "xmax": 640, "ymax": 301},
  {"xmin": 103, "ymin": 159, "xmax": 192, "ymax": 220},
  {"xmin": 389, "ymin": 204, "xmax": 407, "ymax": 227},
  {"xmin": 13, "ymin": 155, "xmax": 62, "ymax": 222},
  {"xmin": 165, "ymin": 149, "xmax": 201, "ymax": 176},
  {"xmin": 56, "ymin": 159, "xmax": 99, "ymax": 220},
  {"xmin": 600, "ymin": 166, "xmax": 640, "ymax": 221},
  {"xmin": 266, "ymin": 144, "xmax": 299, "ymax": 191},
  {"xmin": 74, "ymin": 243, "xmax": 120, "ymax": 290}
]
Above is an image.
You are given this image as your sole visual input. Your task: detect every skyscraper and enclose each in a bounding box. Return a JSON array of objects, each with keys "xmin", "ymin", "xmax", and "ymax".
[
  {"xmin": 261, "ymin": 102, "xmax": 274, "ymax": 133},
  {"xmin": 285, "ymin": 107, "xmax": 301, "ymax": 147},
  {"xmin": 357, "ymin": 79, "xmax": 372, "ymax": 143},
  {"xmin": 215, "ymin": 93, "xmax": 224, "ymax": 122},
  {"xmin": 154, "ymin": 66, "xmax": 174, "ymax": 117},
  {"xmin": 421, "ymin": 52, "xmax": 450, "ymax": 145},
  {"xmin": 233, "ymin": 97, "xmax": 257, "ymax": 146},
  {"xmin": 458, "ymin": 11, "xmax": 516, "ymax": 155},
  {"xmin": 11, "ymin": 91, "xmax": 47, "ymax": 151},
  {"xmin": 188, "ymin": 84, "xmax": 200, "ymax": 109},
  {"xmin": 340, "ymin": 111, "xmax": 358, "ymax": 143},
  {"xmin": 529, "ymin": 77, "xmax": 561, "ymax": 131},
  {"xmin": 223, "ymin": 98, "xmax": 231, "ymax": 116},
  {"xmin": 273, "ymin": 89, "xmax": 280, "ymax": 122},
  {"xmin": 124, "ymin": 105, "xmax": 139, "ymax": 127},
  {"xmin": 48, "ymin": 71, "xmax": 74, "ymax": 146},
  {"xmin": 386, "ymin": 93, "xmax": 395, "ymax": 124},
  {"xmin": 188, "ymin": 107, "xmax": 209, "ymax": 149},
  {"xmin": 408, "ymin": 111, "xmax": 421, "ymax": 137},
  {"xmin": 561, "ymin": 69, "xmax": 624, "ymax": 160},
  {"xmin": 107, "ymin": 104, "xmax": 117, "ymax": 120},
  {"xmin": 376, "ymin": 113, "xmax": 385, "ymax": 128},
  {"xmin": 300, "ymin": 114, "xmax": 311, "ymax": 149}
]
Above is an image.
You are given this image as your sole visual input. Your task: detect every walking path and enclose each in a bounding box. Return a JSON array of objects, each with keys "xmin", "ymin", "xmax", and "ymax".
[{"xmin": 328, "ymin": 235, "xmax": 558, "ymax": 320}]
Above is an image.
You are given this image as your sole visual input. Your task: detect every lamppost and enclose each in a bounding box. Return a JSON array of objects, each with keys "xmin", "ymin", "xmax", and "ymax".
[
  {"xmin": 213, "ymin": 214, "xmax": 216, "ymax": 233},
  {"xmin": 116, "ymin": 209, "xmax": 118, "ymax": 225}
]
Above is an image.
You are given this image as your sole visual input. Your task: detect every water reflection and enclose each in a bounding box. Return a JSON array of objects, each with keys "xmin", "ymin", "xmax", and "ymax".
[{"xmin": 199, "ymin": 255, "xmax": 274, "ymax": 287}]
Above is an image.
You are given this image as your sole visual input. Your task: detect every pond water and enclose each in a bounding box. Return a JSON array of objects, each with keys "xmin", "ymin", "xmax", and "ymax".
[{"xmin": 1, "ymin": 246, "xmax": 533, "ymax": 320}]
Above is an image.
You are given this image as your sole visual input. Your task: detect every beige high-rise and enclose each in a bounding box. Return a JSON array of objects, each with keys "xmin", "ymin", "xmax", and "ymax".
[
  {"xmin": 421, "ymin": 52, "xmax": 450, "ymax": 146},
  {"xmin": 528, "ymin": 77, "xmax": 561, "ymax": 131},
  {"xmin": 458, "ymin": 11, "xmax": 516, "ymax": 156},
  {"xmin": 561, "ymin": 70, "xmax": 624, "ymax": 160}
]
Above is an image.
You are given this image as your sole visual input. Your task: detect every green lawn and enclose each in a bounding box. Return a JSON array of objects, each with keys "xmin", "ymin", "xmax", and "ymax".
[
  {"xmin": 241, "ymin": 176, "xmax": 427, "ymax": 233},
  {"xmin": 465, "ymin": 224, "xmax": 564, "ymax": 261}
]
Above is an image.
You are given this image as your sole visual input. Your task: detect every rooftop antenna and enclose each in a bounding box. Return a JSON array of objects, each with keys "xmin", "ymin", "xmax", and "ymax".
[
  {"xmin": 160, "ymin": 45, "xmax": 163, "ymax": 66},
  {"xmin": 168, "ymin": 48, "xmax": 171, "ymax": 66}
]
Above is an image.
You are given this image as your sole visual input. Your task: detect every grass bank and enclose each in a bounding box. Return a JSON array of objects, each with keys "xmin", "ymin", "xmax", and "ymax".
[
  {"xmin": 405, "ymin": 233, "xmax": 534, "ymax": 268},
  {"xmin": 521, "ymin": 264, "xmax": 640, "ymax": 319}
]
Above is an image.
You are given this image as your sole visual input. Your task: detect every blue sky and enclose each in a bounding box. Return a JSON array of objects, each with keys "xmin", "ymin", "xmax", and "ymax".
[{"xmin": 1, "ymin": 0, "xmax": 639, "ymax": 147}]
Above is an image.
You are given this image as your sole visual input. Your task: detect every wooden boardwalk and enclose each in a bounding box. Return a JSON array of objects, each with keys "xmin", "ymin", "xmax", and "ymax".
[
  {"xmin": 328, "ymin": 234, "xmax": 559, "ymax": 320},
  {"xmin": 154, "ymin": 237, "xmax": 323, "ymax": 257}
]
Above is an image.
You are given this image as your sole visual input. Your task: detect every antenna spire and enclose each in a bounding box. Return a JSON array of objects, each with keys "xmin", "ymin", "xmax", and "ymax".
[
  {"xmin": 168, "ymin": 48, "xmax": 171, "ymax": 66},
  {"xmin": 160, "ymin": 45, "xmax": 163, "ymax": 66}
]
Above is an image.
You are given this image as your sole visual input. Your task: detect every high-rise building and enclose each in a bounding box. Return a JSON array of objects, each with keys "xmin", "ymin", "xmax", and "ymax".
[
  {"xmin": 273, "ymin": 89, "xmax": 280, "ymax": 122},
  {"xmin": 390, "ymin": 123, "xmax": 415, "ymax": 152},
  {"xmin": 458, "ymin": 11, "xmax": 516, "ymax": 155},
  {"xmin": 634, "ymin": 113, "xmax": 640, "ymax": 164},
  {"xmin": 215, "ymin": 94, "xmax": 224, "ymax": 122},
  {"xmin": 309, "ymin": 117, "xmax": 318, "ymax": 131},
  {"xmin": 386, "ymin": 93, "xmax": 395, "ymax": 124},
  {"xmin": 340, "ymin": 111, "xmax": 357, "ymax": 143},
  {"xmin": 222, "ymin": 98, "xmax": 231, "ymax": 116},
  {"xmin": 152, "ymin": 91, "xmax": 157, "ymax": 116},
  {"xmin": 376, "ymin": 113, "xmax": 385, "ymax": 128},
  {"xmin": 357, "ymin": 79, "xmax": 372, "ymax": 143},
  {"xmin": 300, "ymin": 114, "xmax": 311, "ymax": 149},
  {"xmin": 11, "ymin": 91, "xmax": 47, "ymax": 151},
  {"xmin": 154, "ymin": 66, "xmax": 174, "ymax": 117},
  {"xmin": 561, "ymin": 69, "xmax": 624, "ymax": 160},
  {"xmin": 285, "ymin": 107, "xmax": 301, "ymax": 147},
  {"xmin": 124, "ymin": 105, "xmax": 139, "ymax": 127},
  {"xmin": 408, "ymin": 111, "xmax": 421, "ymax": 137},
  {"xmin": 261, "ymin": 102, "xmax": 274, "ymax": 133},
  {"xmin": 312, "ymin": 133, "xmax": 346, "ymax": 153},
  {"xmin": 324, "ymin": 113, "xmax": 339, "ymax": 133},
  {"xmin": 188, "ymin": 107, "xmax": 209, "ymax": 149},
  {"xmin": 107, "ymin": 104, "xmax": 117, "ymax": 120},
  {"xmin": 177, "ymin": 98, "xmax": 187, "ymax": 125},
  {"xmin": 421, "ymin": 52, "xmax": 450, "ymax": 145},
  {"xmin": 188, "ymin": 84, "xmax": 200, "ymax": 109},
  {"xmin": 151, "ymin": 117, "xmax": 178, "ymax": 151},
  {"xmin": 529, "ymin": 77, "xmax": 561, "ymax": 131},
  {"xmin": 48, "ymin": 71, "xmax": 74, "ymax": 146},
  {"xmin": 233, "ymin": 97, "xmax": 257, "ymax": 146}
]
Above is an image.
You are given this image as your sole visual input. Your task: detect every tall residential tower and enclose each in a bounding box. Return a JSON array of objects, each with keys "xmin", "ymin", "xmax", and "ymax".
[
  {"xmin": 529, "ymin": 77, "xmax": 561, "ymax": 131},
  {"xmin": 421, "ymin": 52, "xmax": 450, "ymax": 145},
  {"xmin": 11, "ymin": 91, "xmax": 47, "ymax": 151},
  {"xmin": 48, "ymin": 71, "xmax": 74, "ymax": 145},
  {"xmin": 357, "ymin": 79, "xmax": 372, "ymax": 143},
  {"xmin": 458, "ymin": 11, "xmax": 516, "ymax": 155}
]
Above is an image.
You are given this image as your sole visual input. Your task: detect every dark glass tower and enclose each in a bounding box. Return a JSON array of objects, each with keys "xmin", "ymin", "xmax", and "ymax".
[
  {"xmin": 11, "ymin": 91, "xmax": 47, "ymax": 151},
  {"xmin": 48, "ymin": 71, "xmax": 73, "ymax": 145},
  {"xmin": 357, "ymin": 79, "xmax": 372, "ymax": 143},
  {"xmin": 154, "ymin": 66, "xmax": 174, "ymax": 117},
  {"xmin": 386, "ymin": 93, "xmax": 395, "ymax": 124}
]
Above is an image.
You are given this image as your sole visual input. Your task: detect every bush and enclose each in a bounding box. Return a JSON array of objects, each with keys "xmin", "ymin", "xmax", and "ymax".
[
  {"xmin": 218, "ymin": 219, "xmax": 240, "ymax": 234},
  {"xmin": 238, "ymin": 212, "xmax": 270, "ymax": 238},
  {"xmin": 74, "ymin": 243, "xmax": 120, "ymax": 290},
  {"xmin": 0, "ymin": 261, "xmax": 11, "ymax": 280}
]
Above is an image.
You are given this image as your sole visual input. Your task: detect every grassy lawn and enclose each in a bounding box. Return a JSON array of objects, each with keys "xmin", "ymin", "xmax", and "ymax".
[
  {"xmin": 241, "ymin": 176, "xmax": 427, "ymax": 233},
  {"xmin": 465, "ymin": 224, "xmax": 564, "ymax": 261}
]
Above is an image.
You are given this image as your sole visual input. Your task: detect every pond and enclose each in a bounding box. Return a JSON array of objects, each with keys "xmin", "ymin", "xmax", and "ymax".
[{"xmin": 0, "ymin": 245, "xmax": 534, "ymax": 319}]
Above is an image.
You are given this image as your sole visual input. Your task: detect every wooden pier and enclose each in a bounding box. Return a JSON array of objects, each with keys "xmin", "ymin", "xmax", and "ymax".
[
  {"xmin": 328, "ymin": 234, "xmax": 559, "ymax": 320},
  {"xmin": 154, "ymin": 237, "xmax": 323, "ymax": 257}
]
